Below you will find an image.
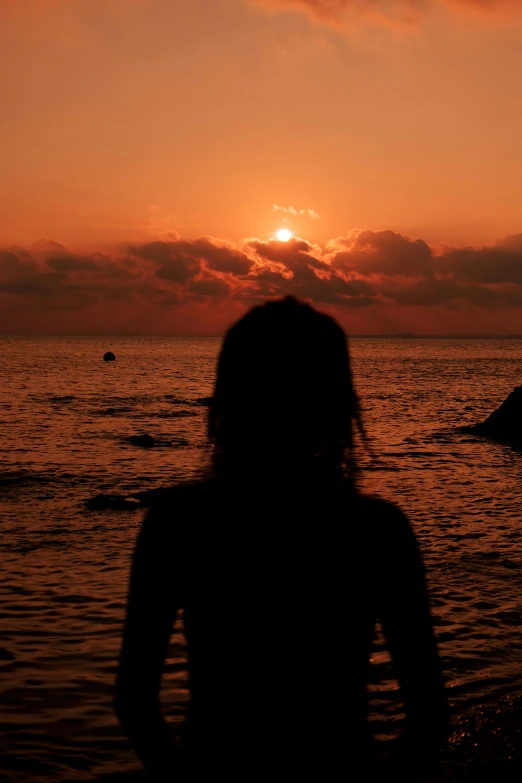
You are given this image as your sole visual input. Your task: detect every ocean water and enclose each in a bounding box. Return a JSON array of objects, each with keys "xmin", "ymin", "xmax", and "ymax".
[{"xmin": 2, "ymin": 336, "xmax": 522, "ymax": 782}]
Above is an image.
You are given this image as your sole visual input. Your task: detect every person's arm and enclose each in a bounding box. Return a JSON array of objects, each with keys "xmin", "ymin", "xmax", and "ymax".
[
  {"xmin": 376, "ymin": 502, "xmax": 449, "ymax": 775},
  {"xmin": 114, "ymin": 507, "xmax": 181, "ymax": 782}
]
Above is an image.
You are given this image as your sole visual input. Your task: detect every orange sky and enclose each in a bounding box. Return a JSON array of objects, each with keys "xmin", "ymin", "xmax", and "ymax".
[{"xmin": 1, "ymin": 0, "xmax": 522, "ymax": 334}]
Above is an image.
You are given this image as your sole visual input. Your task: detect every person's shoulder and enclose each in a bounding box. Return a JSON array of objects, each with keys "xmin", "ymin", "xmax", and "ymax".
[
  {"xmin": 355, "ymin": 493, "xmax": 412, "ymax": 539},
  {"xmin": 159, "ymin": 478, "xmax": 216, "ymax": 505},
  {"xmin": 356, "ymin": 492, "xmax": 406, "ymax": 518},
  {"xmin": 143, "ymin": 478, "xmax": 217, "ymax": 528}
]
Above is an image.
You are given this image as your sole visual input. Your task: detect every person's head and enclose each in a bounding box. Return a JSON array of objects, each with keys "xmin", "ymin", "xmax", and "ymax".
[{"xmin": 208, "ymin": 296, "xmax": 363, "ymax": 487}]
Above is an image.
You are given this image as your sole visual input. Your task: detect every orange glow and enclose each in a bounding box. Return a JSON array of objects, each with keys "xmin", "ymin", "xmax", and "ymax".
[{"xmin": 0, "ymin": 1, "xmax": 522, "ymax": 334}]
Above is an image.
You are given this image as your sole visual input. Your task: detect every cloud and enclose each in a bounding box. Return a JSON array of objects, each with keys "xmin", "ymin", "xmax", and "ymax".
[
  {"xmin": 46, "ymin": 254, "xmax": 100, "ymax": 272},
  {"xmin": 186, "ymin": 238, "xmax": 252, "ymax": 275},
  {"xmin": 330, "ymin": 229, "xmax": 433, "ymax": 277},
  {"xmin": 380, "ymin": 276, "xmax": 522, "ymax": 307},
  {"xmin": 132, "ymin": 238, "xmax": 252, "ymax": 280},
  {"xmin": 496, "ymin": 234, "xmax": 522, "ymax": 250},
  {"xmin": 0, "ymin": 250, "xmax": 65, "ymax": 298},
  {"xmin": 257, "ymin": 0, "xmax": 520, "ymax": 26},
  {"xmin": 248, "ymin": 236, "xmax": 377, "ymax": 306},
  {"xmin": 2, "ymin": 229, "xmax": 522, "ymax": 332},
  {"xmin": 273, "ymin": 205, "xmax": 320, "ymax": 219},
  {"xmin": 443, "ymin": 243, "xmax": 522, "ymax": 284},
  {"xmin": 326, "ymin": 228, "xmax": 522, "ymax": 308},
  {"xmin": 0, "ymin": 245, "xmax": 152, "ymax": 312},
  {"xmin": 131, "ymin": 241, "xmax": 200, "ymax": 283},
  {"xmin": 189, "ymin": 277, "xmax": 231, "ymax": 298}
]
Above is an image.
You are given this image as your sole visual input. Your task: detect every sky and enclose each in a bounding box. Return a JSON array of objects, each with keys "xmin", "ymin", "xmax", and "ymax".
[{"xmin": 1, "ymin": 0, "xmax": 522, "ymax": 335}]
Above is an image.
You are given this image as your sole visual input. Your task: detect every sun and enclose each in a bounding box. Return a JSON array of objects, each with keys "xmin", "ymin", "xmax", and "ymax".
[{"xmin": 276, "ymin": 228, "xmax": 292, "ymax": 242}]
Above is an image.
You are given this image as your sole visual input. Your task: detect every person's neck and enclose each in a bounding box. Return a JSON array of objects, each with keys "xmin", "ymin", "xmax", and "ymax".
[{"xmin": 218, "ymin": 454, "xmax": 345, "ymax": 493}]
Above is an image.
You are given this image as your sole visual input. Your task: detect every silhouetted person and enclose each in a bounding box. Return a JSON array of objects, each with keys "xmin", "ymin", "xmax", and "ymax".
[{"xmin": 114, "ymin": 296, "xmax": 448, "ymax": 782}]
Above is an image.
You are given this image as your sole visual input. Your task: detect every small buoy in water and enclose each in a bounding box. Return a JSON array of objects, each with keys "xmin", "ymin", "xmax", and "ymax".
[{"xmin": 103, "ymin": 351, "xmax": 116, "ymax": 362}]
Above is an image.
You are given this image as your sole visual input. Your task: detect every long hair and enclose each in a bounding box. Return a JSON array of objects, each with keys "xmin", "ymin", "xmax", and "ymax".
[{"xmin": 208, "ymin": 297, "xmax": 364, "ymax": 488}]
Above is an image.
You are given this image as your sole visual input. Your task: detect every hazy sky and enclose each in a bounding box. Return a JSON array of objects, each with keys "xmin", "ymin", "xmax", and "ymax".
[{"xmin": 2, "ymin": 0, "xmax": 522, "ymax": 334}]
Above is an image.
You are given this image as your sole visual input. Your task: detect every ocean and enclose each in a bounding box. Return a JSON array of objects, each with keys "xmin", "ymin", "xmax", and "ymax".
[{"xmin": 2, "ymin": 336, "xmax": 522, "ymax": 782}]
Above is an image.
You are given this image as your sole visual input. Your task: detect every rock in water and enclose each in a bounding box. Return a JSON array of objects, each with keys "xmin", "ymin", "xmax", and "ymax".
[
  {"xmin": 194, "ymin": 396, "xmax": 213, "ymax": 406},
  {"xmin": 103, "ymin": 351, "xmax": 116, "ymax": 362},
  {"xmin": 127, "ymin": 433, "xmax": 156, "ymax": 448},
  {"xmin": 467, "ymin": 385, "xmax": 522, "ymax": 446},
  {"xmin": 85, "ymin": 493, "xmax": 139, "ymax": 511},
  {"xmin": 129, "ymin": 487, "xmax": 165, "ymax": 507},
  {"xmin": 85, "ymin": 488, "xmax": 165, "ymax": 511}
]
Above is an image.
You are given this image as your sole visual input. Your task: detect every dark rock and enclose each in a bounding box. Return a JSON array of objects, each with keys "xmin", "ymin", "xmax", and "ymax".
[
  {"xmin": 103, "ymin": 351, "xmax": 116, "ymax": 362},
  {"xmin": 194, "ymin": 396, "xmax": 213, "ymax": 406},
  {"xmin": 85, "ymin": 487, "xmax": 167, "ymax": 512},
  {"xmin": 85, "ymin": 493, "xmax": 139, "ymax": 511},
  {"xmin": 129, "ymin": 487, "xmax": 165, "ymax": 507},
  {"xmin": 466, "ymin": 385, "xmax": 522, "ymax": 446},
  {"xmin": 127, "ymin": 433, "xmax": 156, "ymax": 448},
  {"xmin": 125, "ymin": 433, "xmax": 189, "ymax": 448}
]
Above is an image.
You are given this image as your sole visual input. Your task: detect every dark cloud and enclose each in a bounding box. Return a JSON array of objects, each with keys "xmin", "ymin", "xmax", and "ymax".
[
  {"xmin": 259, "ymin": 0, "xmax": 519, "ymax": 25},
  {"xmin": 249, "ymin": 238, "xmax": 314, "ymax": 264},
  {"xmin": 0, "ymin": 278, "xmax": 60, "ymax": 297},
  {"xmin": 0, "ymin": 250, "xmax": 32, "ymax": 276},
  {"xmin": 381, "ymin": 277, "xmax": 486, "ymax": 306},
  {"xmin": 496, "ymin": 234, "xmax": 522, "ymax": 250},
  {"xmin": 189, "ymin": 277, "xmax": 231, "ymax": 297},
  {"xmin": 389, "ymin": 278, "xmax": 522, "ymax": 307},
  {"xmin": 187, "ymin": 238, "xmax": 252, "ymax": 275},
  {"xmin": 132, "ymin": 241, "xmax": 200, "ymax": 283},
  {"xmin": 46, "ymin": 255, "xmax": 100, "ymax": 272},
  {"xmin": 0, "ymin": 246, "xmax": 149, "ymax": 311},
  {"xmin": 444, "ymin": 246, "xmax": 522, "ymax": 284},
  {"xmin": 0, "ymin": 251, "xmax": 65, "ymax": 298},
  {"xmin": 331, "ymin": 230, "xmax": 433, "ymax": 278},
  {"xmin": 132, "ymin": 237, "xmax": 252, "ymax": 283},
  {"xmin": 158, "ymin": 293, "xmax": 183, "ymax": 308},
  {"xmin": 327, "ymin": 229, "xmax": 522, "ymax": 306}
]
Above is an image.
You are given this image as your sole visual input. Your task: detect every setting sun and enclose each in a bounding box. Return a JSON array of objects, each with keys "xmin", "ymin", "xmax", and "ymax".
[{"xmin": 276, "ymin": 228, "xmax": 292, "ymax": 242}]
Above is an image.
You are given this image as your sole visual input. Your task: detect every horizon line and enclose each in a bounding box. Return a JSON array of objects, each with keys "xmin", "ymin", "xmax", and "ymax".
[{"xmin": 2, "ymin": 333, "xmax": 522, "ymax": 340}]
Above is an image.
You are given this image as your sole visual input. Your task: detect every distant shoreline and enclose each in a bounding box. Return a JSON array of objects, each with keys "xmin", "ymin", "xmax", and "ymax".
[
  {"xmin": 2, "ymin": 334, "xmax": 522, "ymax": 340},
  {"xmin": 351, "ymin": 334, "xmax": 522, "ymax": 339}
]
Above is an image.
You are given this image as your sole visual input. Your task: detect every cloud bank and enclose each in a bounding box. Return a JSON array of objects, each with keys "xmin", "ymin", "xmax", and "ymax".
[
  {"xmin": 258, "ymin": 0, "xmax": 520, "ymax": 25},
  {"xmin": 2, "ymin": 230, "xmax": 522, "ymax": 333}
]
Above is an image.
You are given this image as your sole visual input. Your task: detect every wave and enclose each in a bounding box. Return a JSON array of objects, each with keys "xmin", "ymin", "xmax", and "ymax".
[
  {"xmin": 0, "ymin": 470, "xmax": 55, "ymax": 489},
  {"xmin": 164, "ymin": 396, "xmax": 213, "ymax": 406},
  {"xmin": 157, "ymin": 410, "xmax": 199, "ymax": 419},
  {"xmin": 124, "ymin": 434, "xmax": 189, "ymax": 449}
]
